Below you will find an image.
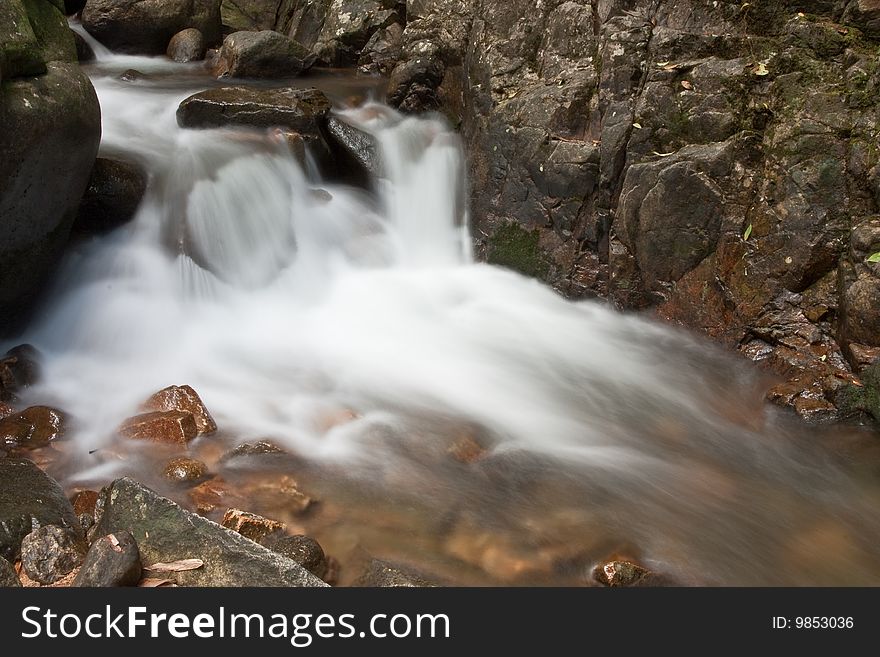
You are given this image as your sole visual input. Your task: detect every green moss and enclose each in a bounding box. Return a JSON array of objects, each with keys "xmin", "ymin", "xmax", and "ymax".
[
  {"xmin": 837, "ymin": 364, "xmax": 880, "ymax": 421},
  {"xmin": 487, "ymin": 223, "xmax": 551, "ymax": 280},
  {"xmin": 22, "ymin": 0, "xmax": 76, "ymax": 64}
]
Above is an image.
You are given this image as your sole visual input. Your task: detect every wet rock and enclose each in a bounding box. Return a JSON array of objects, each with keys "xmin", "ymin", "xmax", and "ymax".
[
  {"xmin": 177, "ymin": 86, "xmax": 331, "ymax": 138},
  {"xmin": 847, "ymin": 343, "xmax": 880, "ymax": 372},
  {"xmin": 141, "ymin": 385, "xmax": 217, "ymax": 435},
  {"xmin": 1, "ymin": 345, "xmax": 41, "ymax": 396},
  {"xmin": 0, "ymin": 406, "xmax": 66, "ymax": 449},
  {"xmin": 0, "ymin": 402, "xmax": 15, "ymax": 419},
  {"xmin": 358, "ymin": 22, "xmax": 403, "ymax": 76},
  {"xmin": 261, "ymin": 533, "xmax": 329, "ymax": 580},
  {"xmin": 0, "ymin": 458, "xmax": 82, "ymax": 561},
  {"xmin": 592, "ymin": 559, "xmax": 650, "ymax": 587},
  {"xmin": 167, "ymin": 27, "xmax": 206, "ymax": 62},
  {"xmin": 70, "ymin": 490, "xmax": 99, "ymax": 518},
  {"xmin": 387, "ymin": 56, "xmax": 446, "ymax": 114},
  {"xmin": 163, "ymin": 457, "xmax": 209, "ymax": 485},
  {"xmin": 119, "ymin": 68, "xmax": 149, "ymax": 82},
  {"xmin": 72, "ymin": 29, "xmax": 95, "ymax": 62},
  {"xmin": 93, "ymin": 477, "xmax": 326, "ymax": 586},
  {"xmin": 221, "ymin": 508, "xmax": 285, "ymax": 543},
  {"xmin": 73, "ymin": 531, "xmax": 142, "ymax": 587},
  {"xmin": 213, "ymin": 30, "xmax": 310, "ymax": 78},
  {"xmin": 843, "ymin": 0, "xmax": 880, "ymax": 39},
  {"xmin": 219, "ymin": 439, "xmax": 287, "ymax": 464},
  {"xmin": 325, "ymin": 114, "xmax": 381, "ymax": 178},
  {"xmin": 354, "ymin": 559, "xmax": 437, "ymax": 587},
  {"xmin": 72, "ymin": 157, "xmax": 147, "ymax": 236},
  {"xmin": 118, "ymin": 411, "xmax": 198, "ymax": 445},
  {"xmin": 0, "ymin": 556, "xmax": 21, "ymax": 587},
  {"xmin": 312, "ymin": 0, "xmax": 401, "ymax": 67},
  {"xmin": 188, "ymin": 476, "xmax": 246, "ymax": 515},
  {"xmin": 242, "ymin": 474, "xmax": 315, "ymax": 514},
  {"xmin": 20, "ymin": 525, "xmax": 85, "ymax": 585},
  {"xmin": 220, "ymin": 0, "xmax": 279, "ymax": 32},
  {"xmin": 81, "ymin": 0, "xmax": 222, "ymax": 55}
]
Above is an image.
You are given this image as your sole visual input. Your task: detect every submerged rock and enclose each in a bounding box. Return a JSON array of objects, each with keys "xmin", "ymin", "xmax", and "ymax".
[
  {"xmin": 163, "ymin": 457, "xmax": 209, "ymax": 485},
  {"xmin": 221, "ymin": 508, "xmax": 285, "ymax": 543},
  {"xmin": 592, "ymin": 559, "xmax": 650, "ymax": 587},
  {"xmin": 72, "ymin": 29, "xmax": 95, "ymax": 62},
  {"xmin": 73, "ymin": 531, "xmax": 142, "ymax": 587},
  {"xmin": 167, "ymin": 27, "xmax": 205, "ymax": 62},
  {"xmin": 93, "ymin": 477, "xmax": 326, "ymax": 586},
  {"xmin": 141, "ymin": 385, "xmax": 217, "ymax": 435},
  {"xmin": 0, "ymin": 556, "xmax": 20, "ymax": 587},
  {"xmin": 20, "ymin": 525, "xmax": 85, "ymax": 585},
  {"xmin": 220, "ymin": 440, "xmax": 287, "ymax": 463},
  {"xmin": 261, "ymin": 533, "xmax": 329, "ymax": 581},
  {"xmin": 212, "ymin": 30, "xmax": 310, "ymax": 78},
  {"xmin": 73, "ymin": 157, "xmax": 147, "ymax": 236},
  {"xmin": 354, "ymin": 559, "xmax": 438, "ymax": 587},
  {"xmin": 0, "ymin": 458, "xmax": 82, "ymax": 561},
  {"xmin": 118, "ymin": 411, "xmax": 198, "ymax": 445},
  {"xmin": 81, "ymin": 0, "xmax": 221, "ymax": 55}
]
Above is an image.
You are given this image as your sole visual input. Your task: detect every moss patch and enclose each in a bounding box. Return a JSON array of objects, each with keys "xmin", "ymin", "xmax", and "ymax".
[
  {"xmin": 487, "ymin": 222, "xmax": 551, "ymax": 280},
  {"xmin": 837, "ymin": 363, "xmax": 880, "ymax": 422}
]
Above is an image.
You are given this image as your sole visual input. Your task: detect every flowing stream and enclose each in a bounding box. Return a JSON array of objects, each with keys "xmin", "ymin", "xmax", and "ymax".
[{"xmin": 7, "ymin": 25, "xmax": 880, "ymax": 585}]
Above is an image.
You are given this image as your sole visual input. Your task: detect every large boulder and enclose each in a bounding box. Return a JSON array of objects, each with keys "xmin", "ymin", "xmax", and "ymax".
[
  {"xmin": 212, "ymin": 30, "xmax": 310, "ymax": 78},
  {"xmin": 220, "ymin": 0, "xmax": 280, "ymax": 31},
  {"xmin": 72, "ymin": 158, "xmax": 148, "ymax": 237},
  {"xmin": 166, "ymin": 27, "xmax": 206, "ymax": 62},
  {"xmin": 0, "ymin": 458, "xmax": 83, "ymax": 561},
  {"xmin": 312, "ymin": 0, "xmax": 402, "ymax": 67},
  {"xmin": 93, "ymin": 477, "xmax": 327, "ymax": 586},
  {"xmin": 0, "ymin": 0, "xmax": 101, "ymax": 331},
  {"xmin": 81, "ymin": 0, "xmax": 222, "ymax": 54}
]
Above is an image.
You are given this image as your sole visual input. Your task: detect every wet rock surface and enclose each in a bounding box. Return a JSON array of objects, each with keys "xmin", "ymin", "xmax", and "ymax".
[
  {"xmin": 325, "ymin": 114, "xmax": 381, "ymax": 178},
  {"xmin": 20, "ymin": 525, "xmax": 85, "ymax": 585},
  {"xmin": 261, "ymin": 533, "xmax": 329, "ymax": 580},
  {"xmin": 142, "ymin": 385, "xmax": 217, "ymax": 435},
  {"xmin": 73, "ymin": 157, "xmax": 148, "ymax": 237},
  {"xmin": 93, "ymin": 477, "xmax": 326, "ymax": 586},
  {"xmin": 0, "ymin": 458, "xmax": 82, "ymax": 561},
  {"xmin": 354, "ymin": 558, "xmax": 438, "ymax": 587},
  {"xmin": 73, "ymin": 531, "xmax": 142, "ymax": 587},
  {"xmin": 0, "ymin": 406, "xmax": 66, "ymax": 449},
  {"xmin": 163, "ymin": 457, "xmax": 209, "ymax": 485},
  {"xmin": 0, "ymin": 556, "xmax": 21, "ymax": 587},
  {"xmin": 213, "ymin": 30, "xmax": 310, "ymax": 78},
  {"xmin": 119, "ymin": 411, "xmax": 199, "ymax": 445},
  {"xmin": 221, "ymin": 508, "xmax": 285, "ymax": 542},
  {"xmin": 167, "ymin": 27, "xmax": 206, "ymax": 62}
]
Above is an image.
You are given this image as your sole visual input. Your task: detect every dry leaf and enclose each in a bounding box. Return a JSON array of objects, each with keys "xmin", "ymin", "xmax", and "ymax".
[
  {"xmin": 651, "ymin": 151, "xmax": 675, "ymax": 157},
  {"xmin": 144, "ymin": 558, "xmax": 204, "ymax": 572},
  {"xmin": 632, "ymin": 122, "xmax": 642, "ymax": 129},
  {"xmin": 656, "ymin": 61, "xmax": 669, "ymax": 68},
  {"xmin": 139, "ymin": 578, "xmax": 177, "ymax": 587},
  {"xmin": 681, "ymin": 80, "xmax": 693, "ymax": 90},
  {"xmin": 754, "ymin": 63, "xmax": 769, "ymax": 76}
]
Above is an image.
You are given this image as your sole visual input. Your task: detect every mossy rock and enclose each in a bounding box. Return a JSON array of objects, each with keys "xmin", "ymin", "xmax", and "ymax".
[
  {"xmin": 837, "ymin": 363, "xmax": 880, "ymax": 422},
  {"xmin": 487, "ymin": 223, "xmax": 551, "ymax": 280}
]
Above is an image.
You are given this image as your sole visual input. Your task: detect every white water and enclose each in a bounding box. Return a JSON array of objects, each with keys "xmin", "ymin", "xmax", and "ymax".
[{"xmin": 6, "ymin": 47, "xmax": 880, "ymax": 585}]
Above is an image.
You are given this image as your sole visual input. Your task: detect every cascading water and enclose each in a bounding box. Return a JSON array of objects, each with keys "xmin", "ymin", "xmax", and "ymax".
[{"xmin": 6, "ymin": 40, "xmax": 880, "ymax": 586}]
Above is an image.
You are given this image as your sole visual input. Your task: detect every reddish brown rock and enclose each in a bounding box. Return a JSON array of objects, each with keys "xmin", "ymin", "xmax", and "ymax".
[
  {"xmin": 447, "ymin": 433, "xmax": 487, "ymax": 464},
  {"xmin": 0, "ymin": 406, "xmax": 66, "ymax": 449},
  {"xmin": 70, "ymin": 490, "xmax": 100, "ymax": 518},
  {"xmin": 243, "ymin": 474, "xmax": 315, "ymax": 514},
  {"xmin": 0, "ymin": 402, "xmax": 15, "ymax": 419},
  {"xmin": 141, "ymin": 385, "xmax": 217, "ymax": 435},
  {"xmin": 118, "ymin": 411, "xmax": 198, "ymax": 445},
  {"xmin": 593, "ymin": 559, "xmax": 650, "ymax": 587},
  {"xmin": 847, "ymin": 343, "xmax": 880, "ymax": 372},
  {"xmin": 163, "ymin": 457, "xmax": 208, "ymax": 485},
  {"xmin": 221, "ymin": 508, "xmax": 285, "ymax": 543},
  {"xmin": 189, "ymin": 477, "xmax": 246, "ymax": 516}
]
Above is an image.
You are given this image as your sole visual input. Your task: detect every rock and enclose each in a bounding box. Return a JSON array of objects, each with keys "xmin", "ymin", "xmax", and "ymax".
[
  {"xmin": 261, "ymin": 533, "xmax": 329, "ymax": 580},
  {"xmin": 354, "ymin": 559, "xmax": 437, "ymax": 587},
  {"xmin": 447, "ymin": 433, "xmax": 486, "ymax": 463},
  {"xmin": 72, "ymin": 29, "xmax": 94, "ymax": 62},
  {"xmin": 163, "ymin": 457, "xmax": 209, "ymax": 485},
  {"xmin": 843, "ymin": 0, "xmax": 880, "ymax": 39},
  {"xmin": 220, "ymin": 0, "xmax": 279, "ymax": 32},
  {"xmin": 592, "ymin": 559, "xmax": 650, "ymax": 587},
  {"xmin": 81, "ymin": 0, "xmax": 222, "ymax": 55},
  {"xmin": 64, "ymin": 0, "xmax": 87, "ymax": 15},
  {"xmin": 177, "ymin": 86, "xmax": 330, "ymax": 136},
  {"xmin": 93, "ymin": 477, "xmax": 327, "ymax": 586},
  {"xmin": 219, "ymin": 439, "xmax": 287, "ymax": 463},
  {"xmin": 141, "ymin": 385, "xmax": 217, "ymax": 435},
  {"xmin": 358, "ymin": 22, "xmax": 403, "ymax": 76},
  {"xmin": 313, "ymin": 0, "xmax": 401, "ymax": 67},
  {"xmin": 0, "ymin": 556, "xmax": 21, "ymax": 587},
  {"xmin": 241, "ymin": 474, "xmax": 315, "ymax": 514},
  {"xmin": 118, "ymin": 411, "xmax": 198, "ymax": 445},
  {"xmin": 119, "ymin": 68, "xmax": 149, "ymax": 82},
  {"xmin": 0, "ymin": 344, "xmax": 41, "ymax": 394},
  {"xmin": 213, "ymin": 30, "xmax": 310, "ymax": 78},
  {"xmin": 20, "ymin": 525, "xmax": 85, "ymax": 585},
  {"xmin": 0, "ymin": 402, "xmax": 14, "ymax": 419},
  {"xmin": 847, "ymin": 343, "xmax": 880, "ymax": 371},
  {"xmin": 188, "ymin": 476, "xmax": 247, "ymax": 515},
  {"xmin": 70, "ymin": 490, "xmax": 99, "ymax": 517},
  {"xmin": 72, "ymin": 158, "xmax": 148, "ymax": 236},
  {"xmin": 387, "ymin": 56, "xmax": 446, "ymax": 113},
  {"xmin": 73, "ymin": 531, "xmax": 142, "ymax": 587},
  {"xmin": 0, "ymin": 458, "xmax": 82, "ymax": 561},
  {"xmin": 167, "ymin": 27, "xmax": 206, "ymax": 62},
  {"xmin": 0, "ymin": 406, "xmax": 66, "ymax": 449},
  {"xmin": 325, "ymin": 114, "xmax": 381, "ymax": 177},
  {"xmin": 221, "ymin": 508, "xmax": 285, "ymax": 543}
]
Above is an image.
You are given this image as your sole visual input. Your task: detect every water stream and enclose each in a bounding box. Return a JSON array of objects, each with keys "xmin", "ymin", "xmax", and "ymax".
[{"xmin": 7, "ymin": 26, "xmax": 880, "ymax": 585}]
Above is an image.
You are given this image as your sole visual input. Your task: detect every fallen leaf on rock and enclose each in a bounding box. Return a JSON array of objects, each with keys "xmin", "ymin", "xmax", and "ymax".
[
  {"xmin": 108, "ymin": 534, "xmax": 123, "ymax": 553},
  {"xmin": 680, "ymin": 80, "xmax": 693, "ymax": 90},
  {"xmin": 743, "ymin": 223, "xmax": 753, "ymax": 241},
  {"xmin": 139, "ymin": 578, "xmax": 177, "ymax": 587},
  {"xmin": 651, "ymin": 151, "xmax": 675, "ymax": 157},
  {"xmin": 866, "ymin": 251, "xmax": 880, "ymax": 263},
  {"xmin": 144, "ymin": 558, "xmax": 204, "ymax": 572},
  {"xmin": 754, "ymin": 63, "xmax": 769, "ymax": 76}
]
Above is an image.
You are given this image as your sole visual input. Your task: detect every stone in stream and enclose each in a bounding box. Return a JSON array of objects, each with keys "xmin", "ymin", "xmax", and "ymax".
[
  {"xmin": 70, "ymin": 490, "xmax": 100, "ymax": 518},
  {"xmin": 0, "ymin": 458, "xmax": 83, "ymax": 561},
  {"xmin": 167, "ymin": 27, "xmax": 206, "ymax": 62},
  {"xmin": 325, "ymin": 114, "xmax": 381, "ymax": 178},
  {"xmin": 212, "ymin": 30, "xmax": 311, "ymax": 78},
  {"xmin": 0, "ymin": 344, "xmax": 42, "ymax": 396},
  {"xmin": 72, "ymin": 158, "xmax": 148, "ymax": 237},
  {"xmin": 20, "ymin": 525, "xmax": 86, "ymax": 585},
  {"xmin": 118, "ymin": 411, "xmax": 199, "ymax": 445},
  {"xmin": 93, "ymin": 477, "xmax": 327, "ymax": 586},
  {"xmin": 0, "ymin": 402, "xmax": 15, "ymax": 419},
  {"xmin": 0, "ymin": 556, "xmax": 21, "ymax": 587},
  {"xmin": 592, "ymin": 559, "xmax": 651, "ymax": 587},
  {"xmin": 81, "ymin": 0, "xmax": 222, "ymax": 55},
  {"xmin": 219, "ymin": 439, "xmax": 287, "ymax": 464},
  {"xmin": 0, "ymin": 405, "xmax": 66, "ymax": 449},
  {"xmin": 221, "ymin": 508, "xmax": 285, "ymax": 543},
  {"xmin": 72, "ymin": 29, "xmax": 95, "ymax": 63},
  {"xmin": 311, "ymin": 0, "xmax": 401, "ymax": 68},
  {"xmin": 353, "ymin": 559, "xmax": 438, "ymax": 587},
  {"xmin": 163, "ymin": 457, "xmax": 209, "ymax": 485},
  {"xmin": 73, "ymin": 531, "xmax": 142, "ymax": 587},
  {"xmin": 141, "ymin": 384, "xmax": 217, "ymax": 435},
  {"xmin": 261, "ymin": 533, "xmax": 329, "ymax": 581}
]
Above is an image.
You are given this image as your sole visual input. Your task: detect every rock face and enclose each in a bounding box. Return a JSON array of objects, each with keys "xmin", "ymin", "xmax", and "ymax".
[
  {"xmin": 81, "ymin": 0, "xmax": 222, "ymax": 55},
  {"xmin": 20, "ymin": 525, "xmax": 85, "ymax": 584},
  {"xmin": 213, "ymin": 30, "xmax": 310, "ymax": 77},
  {"xmin": 221, "ymin": 0, "xmax": 281, "ymax": 31},
  {"xmin": 166, "ymin": 27, "xmax": 206, "ymax": 62},
  {"xmin": 0, "ymin": 458, "xmax": 82, "ymax": 561},
  {"xmin": 0, "ymin": 556, "xmax": 21, "ymax": 587},
  {"xmin": 73, "ymin": 531, "xmax": 142, "ymax": 587},
  {"xmin": 0, "ymin": 0, "xmax": 101, "ymax": 332},
  {"xmin": 93, "ymin": 477, "xmax": 327, "ymax": 586},
  {"xmin": 73, "ymin": 158, "xmax": 148, "ymax": 236}
]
